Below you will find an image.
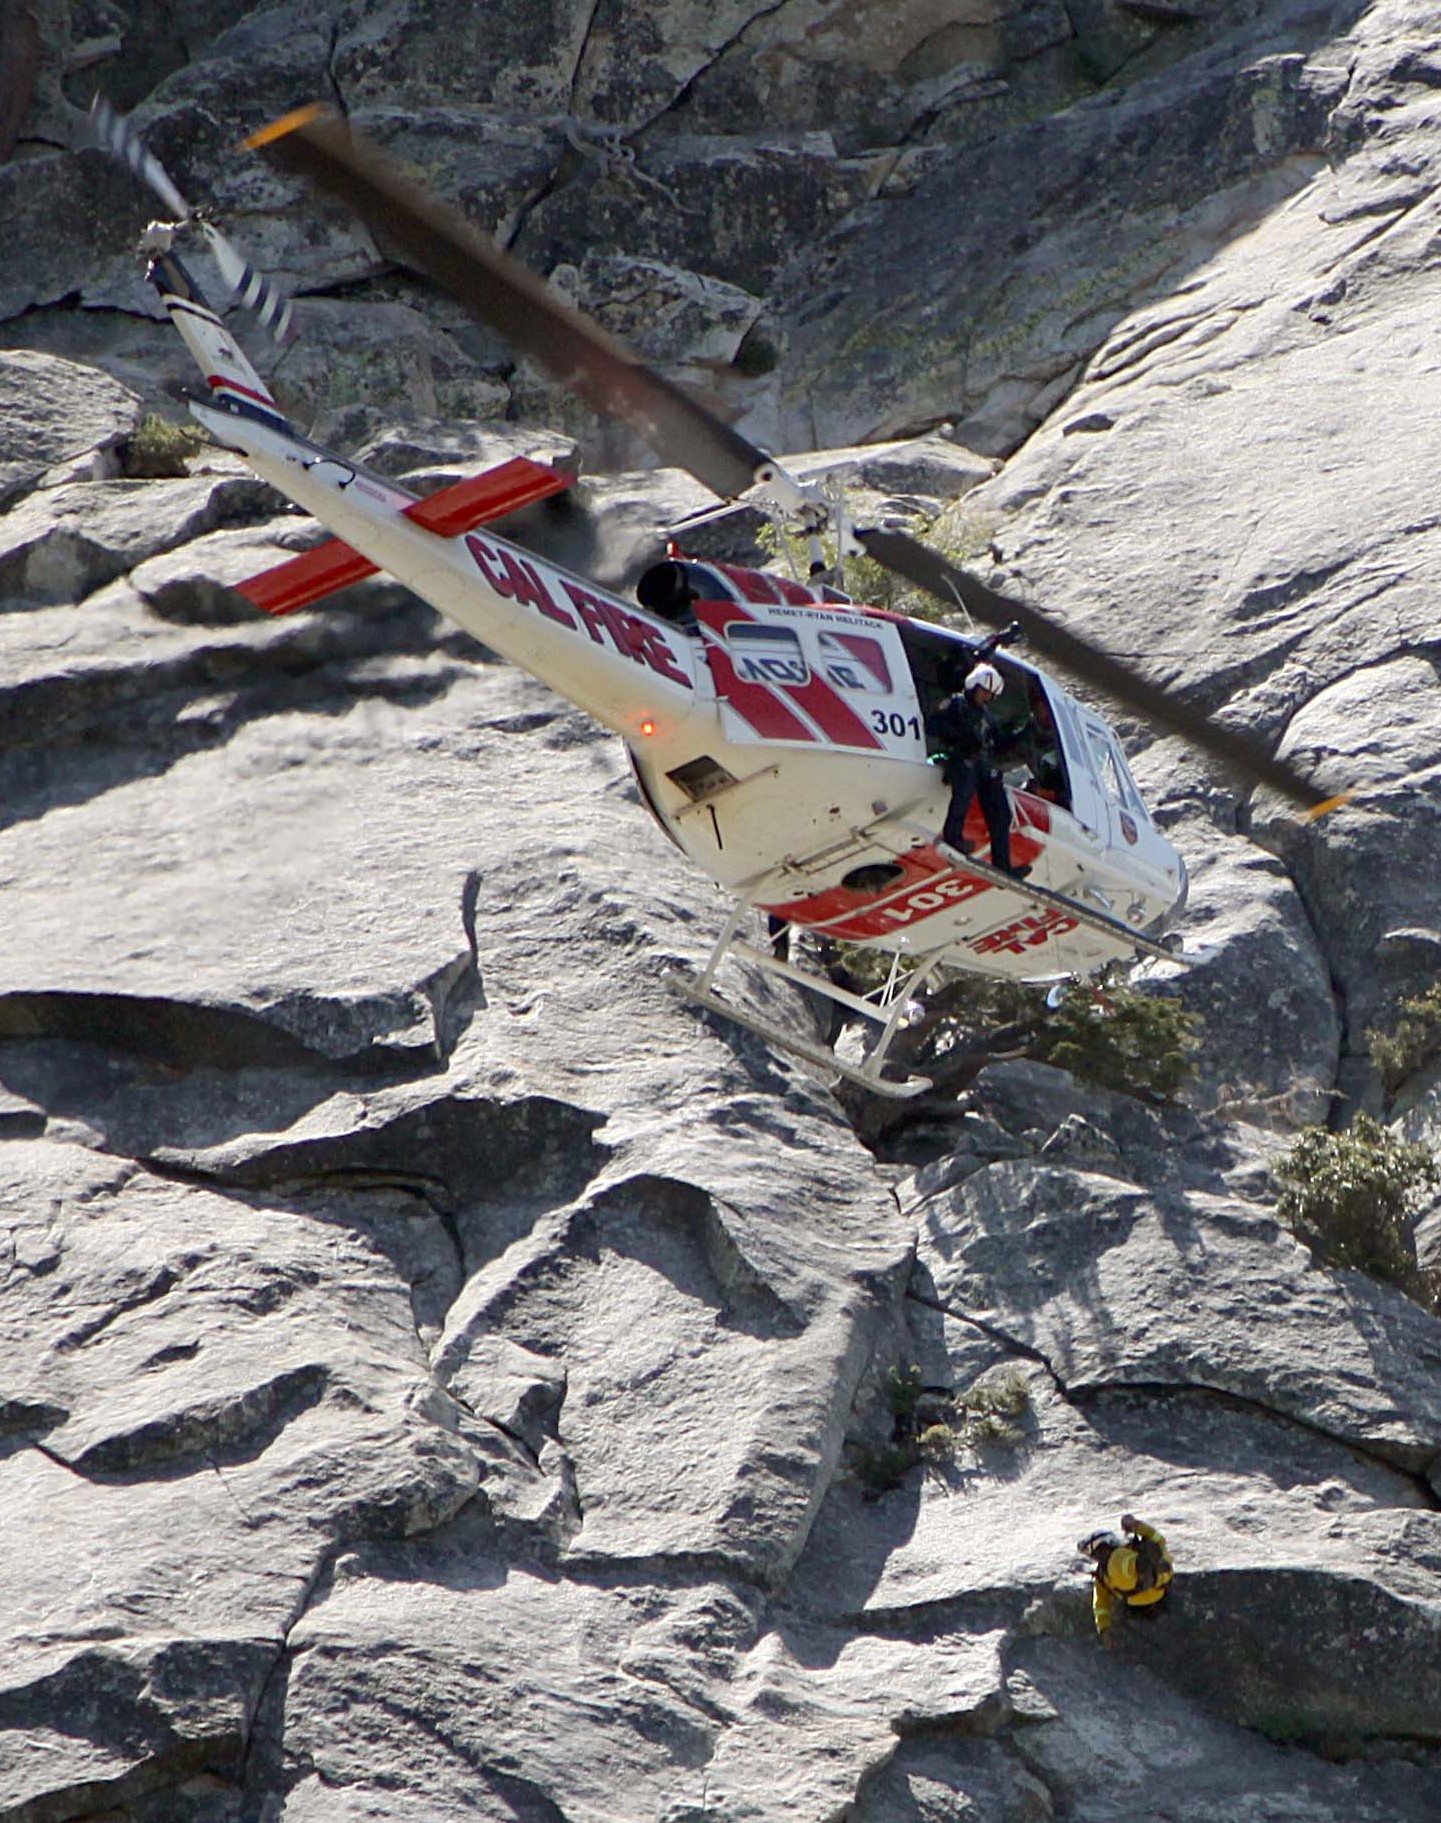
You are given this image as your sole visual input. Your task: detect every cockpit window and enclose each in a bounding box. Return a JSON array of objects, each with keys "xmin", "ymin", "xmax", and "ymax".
[
  {"xmin": 1083, "ymin": 721, "xmax": 1143, "ymax": 811},
  {"xmin": 1009, "ymin": 681, "xmax": 1069, "ymax": 807},
  {"xmin": 681, "ymin": 562, "xmax": 741, "ymax": 602},
  {"xmin": 816, "ymin": 630, "xmax": 892, "ymax": 694},
  {"xmin": 1108, "ymin": 738, "xmax": 1148, "ymax": 817}
]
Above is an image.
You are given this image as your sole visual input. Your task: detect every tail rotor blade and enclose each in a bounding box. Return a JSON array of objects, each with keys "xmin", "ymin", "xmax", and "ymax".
[
  {"xmin": 198, "ymin": 222, "xmax": 295, "ymax": 343},
  {"xmin": 91, "ymin": 94, "xmax": 192, "ymax": 219},
  {"xmin": 92, "ymin": 94, "xmax": 295, "ymax": 345},
  {"xmin": 859, "ymin": 525, "xmax": 1332, "ymax": 810}
]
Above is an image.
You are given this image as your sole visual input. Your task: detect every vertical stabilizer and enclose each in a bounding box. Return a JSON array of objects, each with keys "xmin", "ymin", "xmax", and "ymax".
[{"xmin": 146, "ymin": 243, "xmax": 292, "ymax": 432}]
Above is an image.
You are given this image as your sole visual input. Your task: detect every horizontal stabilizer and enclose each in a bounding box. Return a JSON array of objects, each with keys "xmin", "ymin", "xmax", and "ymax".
[
  {"xmin": 239, "ymin": 456, "xmax": 574, "ymax": 614},
  {"xmin": 239, "ymin": 538, "xmax": 375, "ymax": 616},
  {"xmin": 404, "ymin": 459, "xmax": 573, "ymax": 533}
]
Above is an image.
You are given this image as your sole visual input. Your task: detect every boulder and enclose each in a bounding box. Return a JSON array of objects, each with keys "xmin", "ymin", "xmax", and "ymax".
[
  {"xmin": 0, "ymin": 473, "xmax": 277, "ymax": 608},
  {"xmin": 914, "ymin": 1159, "xmax": 1441, "ymax": 1472},
  {"xmin": 0, "ymin": 351, "xmax": 142, "ymax": 511}
]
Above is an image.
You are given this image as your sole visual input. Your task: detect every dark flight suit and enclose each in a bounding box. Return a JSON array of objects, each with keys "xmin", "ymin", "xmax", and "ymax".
[{"xmin": 927, "ymin": 688, "xmax": 1017, "ymax": 871}]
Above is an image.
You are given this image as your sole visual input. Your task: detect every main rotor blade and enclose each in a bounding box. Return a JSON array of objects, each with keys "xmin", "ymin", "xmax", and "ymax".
[
  {"xmin": 858, "ymin": 526, "xmax": 1330, "ymax": 809},
  {"xmin": 247, "ymin": 105, "xmax": 768, "ymax": 502},
  {"xmin": 92, "ymin": 94, "xmax": 190, "ymax": 219},
  {"xmin": 246, "ymin": 106, "xmax": 1334, "ymax": 811}
]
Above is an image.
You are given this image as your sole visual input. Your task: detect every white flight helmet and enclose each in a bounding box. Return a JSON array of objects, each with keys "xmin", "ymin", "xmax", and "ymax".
[{"xmin": 965, "ymin": 662, "xmax": 1004, "ymax": 697}]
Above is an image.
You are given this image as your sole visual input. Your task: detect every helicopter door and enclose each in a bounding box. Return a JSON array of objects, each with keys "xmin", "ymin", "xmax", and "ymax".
[
  {"xmin": 1045, "ymin": 691, "xmax": 1108, "ymax": 844},
  {"xmin": 694, "ymin": 601, "xmax": 924, "ymax": 756}
]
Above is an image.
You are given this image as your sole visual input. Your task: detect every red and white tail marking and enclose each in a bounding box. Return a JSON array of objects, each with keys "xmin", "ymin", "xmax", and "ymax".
[
  {"xmin": 155, "ymin": 279, "xmax": 289, "ymax": 429},
  {"xmin": 238, "ymin": 458, "xmax": 574, "ymax": 615}
]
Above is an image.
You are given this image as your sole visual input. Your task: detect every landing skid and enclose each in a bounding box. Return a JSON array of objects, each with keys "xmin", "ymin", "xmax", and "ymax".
[
  {"xmin": 666, "ymin": 860, "xmax": 1187, "ymax": 1098},
  {"xmin": 664, "ymin": 903, "xmax": 944, "ymax": 1099}
]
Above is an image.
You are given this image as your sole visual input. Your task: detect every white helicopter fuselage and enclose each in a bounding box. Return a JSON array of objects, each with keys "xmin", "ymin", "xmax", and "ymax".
[
  {"xmin": 85, "ymin": 129, "xmax": 1203, "ymax": 1093},
  {"xmin": 192, "ymin": 397, "xmax": 1186, "ymax": 984}
]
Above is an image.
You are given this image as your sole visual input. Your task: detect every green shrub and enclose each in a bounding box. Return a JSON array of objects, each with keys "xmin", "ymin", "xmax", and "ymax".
[
  {"xmin": 838, "ymin": 961, "xmax": 1199, "ymax": 1111},
  {"xmin": 851, "ymin": 1439, "xmax": 923, "ymax": 1495},
  {"xmin": 1368, "ymin": 983, "xmax": 1441, "ymax": 1096},
  {"xmin": 121, "ymin": 414, "xmax": 208, "ymax": 478},
  {"xmin": 852, "ymin": 1363, "xmax": 950, "ymax": 1495},
  {"xmin": 955, "ymin": 1364, "xmax": 1031, "ymax": 1449},
  {"xmin": 1035, "ymin": 979, "xmax": 1200, "ymax": 1099},
  {"xmin": 853, "ymin": 1363, "xmax": 1029, "ymax": 1493},
  {"xmin": 1274, "ymin": 1114, "xmax": 1439, "ymax": 1309},
  {"xmin": 884, "ymin": 1362, "xmax": 925, "ymax": 1423},
  {"xmin": 915, "ymin": 1422, "xmax": 956, "ymax": 1465}
]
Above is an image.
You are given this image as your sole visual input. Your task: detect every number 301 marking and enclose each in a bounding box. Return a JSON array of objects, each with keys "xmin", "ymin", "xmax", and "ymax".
[{"xmin": 870, "ymin": 709, "xmax": 922, "ymax": 740}]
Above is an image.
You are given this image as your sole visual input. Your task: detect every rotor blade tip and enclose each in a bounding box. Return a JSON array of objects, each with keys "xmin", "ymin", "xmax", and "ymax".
[
  {"xmin": 244, "ymin": 102, "xmax": 332, "ymax": 151},
  {"xmin": 1302, "ymin": 789, "xmax": 1354, "ymax": 823}
]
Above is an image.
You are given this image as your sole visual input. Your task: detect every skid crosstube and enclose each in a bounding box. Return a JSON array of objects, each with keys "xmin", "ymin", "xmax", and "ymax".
[{"xmin": 663, "ymin": 965, "xmax": 934, "ymax": 1099}]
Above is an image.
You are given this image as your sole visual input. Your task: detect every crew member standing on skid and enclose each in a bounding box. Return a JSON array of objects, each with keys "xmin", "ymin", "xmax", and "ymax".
[{"xmin": 928, "ymin": 661, "xmax": 1031, "ymax": 879}]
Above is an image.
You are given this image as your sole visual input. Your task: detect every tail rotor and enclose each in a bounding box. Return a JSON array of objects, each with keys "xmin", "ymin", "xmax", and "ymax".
[{"xmin": 90, "ymin": 95, "xmax": 296, "ymax": 345}]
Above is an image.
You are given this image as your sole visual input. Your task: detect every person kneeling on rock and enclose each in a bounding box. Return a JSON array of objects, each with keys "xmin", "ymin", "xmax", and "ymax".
[{"xmin": 1078, "ymin": 1514, "xmax": 1172, "ymax": 1646}]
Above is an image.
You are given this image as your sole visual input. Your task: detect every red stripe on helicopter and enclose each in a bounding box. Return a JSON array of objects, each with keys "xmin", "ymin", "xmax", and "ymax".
[
  {"xmin": 821, "ymin": 631, "xmax": 892, "ymax": 692},
  {"xmin": 762, "ymin": 808, "xmax": 1049, "ymax": 941},
  {"xmin": 702, "ymin": 637, "xmax": 817, "ymax": 741},
  {"xmin": 206, "ymin": 374, "xmax": 278, "ymax": 407},
  {"xmin": 762, "ymin": 852, "xmax": 994, "ymax": 941},
  {"xmin": 716, "ymin": 563, "xmax": 822, "ymax": 606},
  {"xmin": 783, "ymin": 670, "xmax": 886, "ymax": 747},
  {"xmin": 1012, "ymin": 794, "xmax": 1052, "ymax": 836},
  {"xmin": 237, "ymin": 458, "xmax": 573, "ymax": 615},
  {"xmin": 693, "ymin": 599, "xmax": 883, "ymax": 749}
]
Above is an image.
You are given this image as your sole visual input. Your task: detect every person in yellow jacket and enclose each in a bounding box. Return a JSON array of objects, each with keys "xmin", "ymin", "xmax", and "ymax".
[{"xmin": 1078, "ymin": 1514, "xmax": 1173, "ymax": 1645}]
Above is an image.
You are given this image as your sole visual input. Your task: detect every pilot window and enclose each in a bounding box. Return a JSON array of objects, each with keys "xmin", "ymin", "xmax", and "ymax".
[
  {"xmin": 1084, "ymin": 723, "xmax": 1140, "ymax": 810},
  {"xmin": 1005, "ymin": 682, "xmax": 1070, "ymax": 809}
]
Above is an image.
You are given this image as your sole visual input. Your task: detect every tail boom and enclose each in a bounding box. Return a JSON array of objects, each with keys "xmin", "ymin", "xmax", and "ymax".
[{"xmin": 190, "ymin": 400, "xmax": 702, "ymax": 740}]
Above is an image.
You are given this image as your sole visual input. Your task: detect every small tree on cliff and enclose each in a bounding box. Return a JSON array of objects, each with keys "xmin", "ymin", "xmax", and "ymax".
[
  {"xmin": 837, "ymin": 960, "xmax": 1200, "ymax": 1136},
  {"xmin": 1274, "ymin": 1114, "xmax": 1439, "ymax": 1311},
  {"xmin": 1368, "ymin": 982, "xmax": 1441, "ymax": 1098}
]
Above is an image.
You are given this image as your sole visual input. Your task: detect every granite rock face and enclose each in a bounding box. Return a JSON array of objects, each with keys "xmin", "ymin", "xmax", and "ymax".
[{"xmin": 3, "ymin": 2, "xmax": 1441, "ymax": 1820}]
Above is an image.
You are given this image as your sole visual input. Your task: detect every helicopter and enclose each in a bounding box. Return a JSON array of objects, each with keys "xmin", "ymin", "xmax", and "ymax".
[{"xmin": 91, "ymin": 99, "xmax": 1340, "ymax": 1098}]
